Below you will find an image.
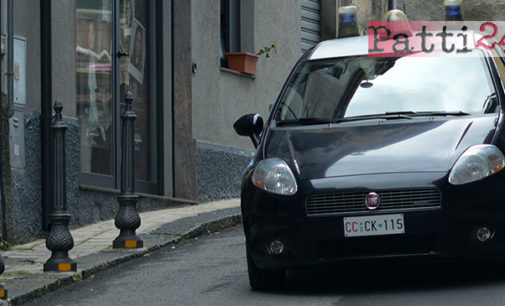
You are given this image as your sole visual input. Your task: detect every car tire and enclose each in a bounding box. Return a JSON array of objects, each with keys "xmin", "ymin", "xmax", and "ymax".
[{"xmin": 247, "ymin": 250, "xmax": 285, "ymax": 290}]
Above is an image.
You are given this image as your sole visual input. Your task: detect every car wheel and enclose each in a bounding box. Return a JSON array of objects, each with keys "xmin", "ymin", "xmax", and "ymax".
[{"xmin": 247, "ymin": 250, "xmax": 285, "ymax": 290}]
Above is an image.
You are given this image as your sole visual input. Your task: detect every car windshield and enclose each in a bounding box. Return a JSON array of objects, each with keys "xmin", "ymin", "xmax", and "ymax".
[{"xmin": 276, "ymin": 53, "xmax": 497, "ymax": 125}]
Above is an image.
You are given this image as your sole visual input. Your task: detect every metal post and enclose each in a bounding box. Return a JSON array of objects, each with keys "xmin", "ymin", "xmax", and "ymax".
[
  {"xmin": 44, "ymin": 100, "xmax": 76, "ymax": 272},
  {"xmin": 113, "ymin": 92, "xmax": 143, "ymax": 249},
  {"xmin": 40, "ymin": 0, "xmax": 53, "ymax": 230}
]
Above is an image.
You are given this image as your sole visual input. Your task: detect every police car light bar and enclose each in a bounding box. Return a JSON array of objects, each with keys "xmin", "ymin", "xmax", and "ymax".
[
  {"xmin": 338, "ymin": 6, "xmax": 359, "ymax": 38},
  {"xmin": 444, "ymin": 0, "xmax": 463, "ymax": 21}
]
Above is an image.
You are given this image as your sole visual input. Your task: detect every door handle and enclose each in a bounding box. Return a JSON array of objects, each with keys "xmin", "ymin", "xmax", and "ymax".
[{"xmin": 116, "ymin": 51, "xmax": 129, "ymax": 58}]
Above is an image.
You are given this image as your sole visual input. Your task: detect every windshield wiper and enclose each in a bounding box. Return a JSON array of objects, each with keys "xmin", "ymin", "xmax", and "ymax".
[
  {"xmin": 276, "ymin": 118, "xmax": 335, "ymax": 126},
  {"xmin": 331, "ymin": 111, "xmax": 469, "ymax": 124},
  {"xmin": 333, "ymin": 114, "xmax": 412, "ymax": 123},
  {"xmin": 397, "ymin": 111, "xmax": 470, "ymax": 117},
  {"xmin": 276, "ymin": 111, "xmax": 468, "ymax": 127},
  {"xmin": 385, "ymin": 111, "xmax": 416, "ymax": 115},
  {"xmin": 277, "ymin": 114, "xmax": 414, "ymax": 126}
]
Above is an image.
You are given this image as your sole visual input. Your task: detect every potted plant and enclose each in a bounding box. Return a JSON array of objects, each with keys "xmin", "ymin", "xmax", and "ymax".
[
  {"xmin": 225, "ymin": 44, "xmax": 277, "ymax": 76},
  {"xmin": 225, "ymin": 52, "xmax": 259, "ymax": 75}
]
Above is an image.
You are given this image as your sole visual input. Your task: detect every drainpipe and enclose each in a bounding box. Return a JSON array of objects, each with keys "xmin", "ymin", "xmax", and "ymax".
[
  {"xmin": 6, "ymin": 0, "xmax": 12, "ymax": 119},
  {"xmin": 0, "ymin": 0, "xmax": 11, "ymax": 242},
  {"xmin": 40, "ymin": 0, "xmax": 52, "ymax": 230}
]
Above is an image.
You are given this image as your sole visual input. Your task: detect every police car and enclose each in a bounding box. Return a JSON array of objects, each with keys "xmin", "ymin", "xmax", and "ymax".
[{"xmin": 234, "ymin": 4, "xmax": 505, "ymax": 290}]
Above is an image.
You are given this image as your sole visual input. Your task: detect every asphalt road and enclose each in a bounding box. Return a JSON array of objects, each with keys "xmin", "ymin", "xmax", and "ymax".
[{"xmin": 25, "ymin": 226, "xmax": 505, "ymax": 305}]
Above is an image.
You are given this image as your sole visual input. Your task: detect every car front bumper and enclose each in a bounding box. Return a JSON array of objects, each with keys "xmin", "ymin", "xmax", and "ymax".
[{"xmin": 241, "ymin": 171, "xmax": 505, "ymax": 270}]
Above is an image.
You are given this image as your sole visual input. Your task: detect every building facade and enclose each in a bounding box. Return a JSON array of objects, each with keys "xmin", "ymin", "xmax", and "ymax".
[
  {"xmin": 0, "ymin": 0, "xmax": 194, "ymax": 243},
  {"xmin": 0, "ymin": 0, "xmax": 349, "ymax": 244},
  {"xmin": 4, "ymin": 0, "xmax": 499, "ymax": 244}
]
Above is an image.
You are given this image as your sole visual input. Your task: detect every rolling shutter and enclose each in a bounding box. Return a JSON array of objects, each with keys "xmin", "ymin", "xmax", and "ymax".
[{"xmin": 301, "ymin": 0, "xmax": 321, "ymax": 53}]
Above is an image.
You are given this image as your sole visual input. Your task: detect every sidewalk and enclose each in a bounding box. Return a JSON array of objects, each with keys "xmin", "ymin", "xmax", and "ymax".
[{"xmin": 0, "ymin": 199, "xmax": 241, "ymax": 305}]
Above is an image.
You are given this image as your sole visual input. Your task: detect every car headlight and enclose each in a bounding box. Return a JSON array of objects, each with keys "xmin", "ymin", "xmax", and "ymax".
[
  {"xmin": 252, "ymin": 158, "xmax": 298, "ymax": 195},
  {"xmin": 449, "ymin": 145, "xmax": 505, "ymax": 185}
]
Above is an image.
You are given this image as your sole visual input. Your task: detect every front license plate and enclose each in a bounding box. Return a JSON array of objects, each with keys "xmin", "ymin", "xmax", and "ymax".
[{"xmin": 344, "ymin": 214, "xmax": 405, "ymax": 237}]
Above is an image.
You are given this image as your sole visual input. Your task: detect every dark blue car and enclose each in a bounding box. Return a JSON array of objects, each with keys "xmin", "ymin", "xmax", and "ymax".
[{"xmin": 234, "ymin": 33, "xmax": 505, "ymax": 290}]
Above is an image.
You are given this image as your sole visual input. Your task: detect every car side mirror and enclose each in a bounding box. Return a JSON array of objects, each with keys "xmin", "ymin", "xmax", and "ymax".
[{"xmin": 233, "ymin": 114, "xmax": 264, "ymax": 148}]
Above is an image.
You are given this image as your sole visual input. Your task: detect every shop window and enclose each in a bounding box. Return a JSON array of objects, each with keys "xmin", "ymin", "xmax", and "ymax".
[{"xmin": 76, "ymin": 0, "xmax": 160, "ymax": 193}]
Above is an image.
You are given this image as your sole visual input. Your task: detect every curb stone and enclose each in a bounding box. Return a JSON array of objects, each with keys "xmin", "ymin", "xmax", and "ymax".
[{"xmin": 7, "ymin": 213, "xmax": 242, "ymax": 306}]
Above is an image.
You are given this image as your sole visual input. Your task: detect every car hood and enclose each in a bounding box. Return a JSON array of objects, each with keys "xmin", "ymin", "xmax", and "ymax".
[{"xmin": 264, "ymin": 116, "xmax": 498, "ymax": 180}]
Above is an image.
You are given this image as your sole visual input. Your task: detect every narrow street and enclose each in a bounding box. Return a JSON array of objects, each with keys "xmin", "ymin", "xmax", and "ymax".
[{"xmin": 25, "ymin": 226, "xmax": 505, "ymax": 305}]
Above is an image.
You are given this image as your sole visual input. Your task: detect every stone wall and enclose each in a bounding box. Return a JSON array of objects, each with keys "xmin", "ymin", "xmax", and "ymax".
[
  {"xmin": 9, "ymin": 110, "xmax": 189, "ymax": 244},
  {"xmin": 9, "ymin": 110, "xmax": 77, "ymax": 243},
  {"xmin": 196, "ymin": 141, "xmax": 254, "ymax": 203}
]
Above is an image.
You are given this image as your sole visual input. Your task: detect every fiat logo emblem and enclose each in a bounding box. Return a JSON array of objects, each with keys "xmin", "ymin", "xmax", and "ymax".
[{"xmin": 365, "ymin": 192, "xmax": 380, "ymax": 210}]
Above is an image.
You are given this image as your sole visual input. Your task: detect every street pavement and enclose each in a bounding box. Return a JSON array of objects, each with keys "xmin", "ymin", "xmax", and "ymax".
[
  {"xmin": 0, "ymin": 199, "xmax": 241, "ymax": 305},
  {"xmin": 23, "ymin": 226, "xmax": 505, "ymax": 306}
]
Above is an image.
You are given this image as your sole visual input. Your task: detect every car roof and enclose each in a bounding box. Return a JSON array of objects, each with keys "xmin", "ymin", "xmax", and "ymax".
[
  {"xmin": 309, "ymin": 36, "xmax": 370, "ymax": 60},
  {"xmin": 308, "ymin": 31, "xmax": 505, "ymax": 61}
]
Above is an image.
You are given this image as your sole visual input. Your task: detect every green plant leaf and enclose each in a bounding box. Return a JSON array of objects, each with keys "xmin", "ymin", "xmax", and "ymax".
[
  {"xmin": 0, "ymin": 241, "xmax": 11, "ymax": 251},
  {"xmin": 257, "ymin": 44, "xmax": 278, "ymax": 58}
]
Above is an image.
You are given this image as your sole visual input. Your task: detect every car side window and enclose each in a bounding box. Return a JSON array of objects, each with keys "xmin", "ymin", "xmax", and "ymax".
[{"xmin": 485, "ymin": 53, "xmax": 505, "ymax": 114}]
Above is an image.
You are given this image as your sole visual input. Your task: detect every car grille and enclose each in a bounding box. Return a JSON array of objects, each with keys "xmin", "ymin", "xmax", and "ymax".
[
  {"xmin": 316, "ymin": 235, "xmax": 436, "ymax": 257},
  {"xmin": 306, "ymin": 188, "xmax": 441, "ymax": 216}
]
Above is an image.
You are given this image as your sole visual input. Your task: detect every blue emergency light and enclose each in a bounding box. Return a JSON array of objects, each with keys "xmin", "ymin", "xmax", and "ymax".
[
  {"xmin": 338, "ymin": 6, "xmax": 359, "ymax": 38},
  {"xmin": 340, "ymin": 12, "xmax": 356, "ymax": 24},
  {"xmin": 446, "ymin": 5, "xmax": 462, "ymax": 17},
  {"xmin": 444, "ymin": 0, "xmax": 463, "ymax": 21}
]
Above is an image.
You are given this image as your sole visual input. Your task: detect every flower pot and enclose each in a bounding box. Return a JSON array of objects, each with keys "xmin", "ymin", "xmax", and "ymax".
[{"xmin": 225, "ymin": 52, "xmax": 259, "ymax": 75}]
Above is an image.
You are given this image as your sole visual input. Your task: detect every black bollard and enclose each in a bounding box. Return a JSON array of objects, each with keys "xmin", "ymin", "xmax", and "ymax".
[
  {"xmin": 113, "ymin": 92, "xmax": 143, "ymax": 249},
  {"xmin": 44, "ymin": 100, "xmax": 76, "ymax": 272}
]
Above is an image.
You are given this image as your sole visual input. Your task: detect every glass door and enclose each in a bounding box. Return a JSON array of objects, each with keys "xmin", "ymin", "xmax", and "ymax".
[
  {"xmin": 77, "ymin": 0, "xmax": 158, "ymax": 192},
  {"xmin": 119, "ymin": 0, "xmax": 153, "ymax": 183},
  {"xmin": 76, "ymin": 0, "xmax": 114, "ymax": 177}
]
